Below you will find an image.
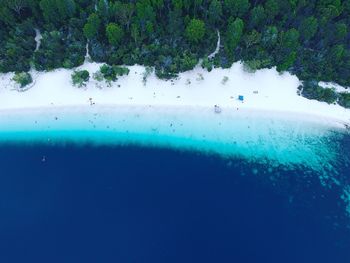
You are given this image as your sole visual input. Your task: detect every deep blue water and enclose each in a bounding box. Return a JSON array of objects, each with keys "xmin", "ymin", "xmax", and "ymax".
[{"xmin": 0, "ymin": 142, "xmax": 349, "ymax": 263}]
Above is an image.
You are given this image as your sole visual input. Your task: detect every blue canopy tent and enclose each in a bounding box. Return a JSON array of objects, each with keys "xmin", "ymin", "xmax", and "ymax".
[{"xmin": 238, "ymin": 95, "xmax": 244, "ymax": 101}]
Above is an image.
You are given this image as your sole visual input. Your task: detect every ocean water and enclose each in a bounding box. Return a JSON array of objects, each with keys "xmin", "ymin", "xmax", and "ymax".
[{"xmin": 0, "ymin": 107, "xmax": 350, "ymax": 262}]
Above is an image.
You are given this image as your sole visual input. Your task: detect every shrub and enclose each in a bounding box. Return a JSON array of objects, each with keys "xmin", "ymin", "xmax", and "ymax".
[
  {"xmin": 201, "ymin": 58, "xmax": 214, "ymax": 72},
  {"xmin": 196, "ymin": 73, "xmax": 204, "ymax": 81},
  {"xmin": 338, "ymin": 93, "xmax": 350, "ymax": 108},
  {"xmin": 12, "ymin": 72, "xmax": 33, "ymax": 89},
  {"xmin": 93, "ymin": 71, "xmax": 104, "ymax": 82},
  {"xmin": 99, "ymin": 64, "xmax": 130, "ymax": 82},
  {"xmin": 113, "ymin": 66, "xmax": 130, "ymax": 77},
  {"xmin": 71, "ymin": 70, "xmax": 90, "ymax": 87},
  {"xmin": 143, "ymin": 66, "xmax": 154, "ymax": 85},
  {"xmin": 301, "ymin": 81, "xmax": 338, "ymax": 104},
  {"xmin": 221, "ymin": 76, "xmax": 229, "ymax": 85},
  {"xmin": 100, "ymin": 64, "xmax": 115, "ymax": 82},
  {"xmin": 178, "ymin": 53, "xmax": 198, "ymax": 72},
  {"xmin": 243, "ymin": 59, "xmax": 271, "ymax": 73},
  {"xmin": 155, "ymin": 68, "xmax": 178, "ymax": 79}
]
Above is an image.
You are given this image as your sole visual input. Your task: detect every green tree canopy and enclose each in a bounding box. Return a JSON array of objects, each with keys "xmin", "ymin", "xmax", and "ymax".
[
  {"xmin": 225, "ymin": 17, "xmax": 244, "ymax": 58},
  {"xmin": 249, "ymin": 5, "xmax": 266, "ymax": 29},
  {"xmin": 56, "ymin": 0, "xmax": 76, "ymax": 20},
  {"xmin": 208, "ymin": 0, "xmax": 222, "ymax": 26},
  {"xmin": 39, "ymin": 0, "xmax": 76, "ymax": 26},
  {"xmin": 83, "ymin": 13, "xmax": 101, "ymax": 40},
  {"xmin": 334, "ymin": 23, "xmax": 347, "ymax": 42},
  {"xmin": 40, "ymin": 0, "xmax": 59, "ymax": 25},
  {"xmin": 106, "ymin": 23, "xmax": 124, "ymax": 46},
  {"xmin": 112, "ymin": 2, "xmax": 134, "ymax": 30},
  {"xmin": 264, "ymin": 0, "xmax": 279, "ymax": 20},
  {"xmin": 280, "ymin": 28, "xmax": 300, "ymax": 51},
  {"xmin": 185, "ymin": 18, "xmax": 205, "ymax": 43},
  {"xmin": 97, "ymin": 0, "xmax": 109, "ymax": 22},
  {"xmin": 262, "ymin": 26, "xmax": 278, "ymax": 49},
  {"xmin": 299, "ymin": 16, "xmax": 318, "ymax": 42},
  {"xmin": 224, "ymin": 0, "xmax": 250, "ymax": 17}
]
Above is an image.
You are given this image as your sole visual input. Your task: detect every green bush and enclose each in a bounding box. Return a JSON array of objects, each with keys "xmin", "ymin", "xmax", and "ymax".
[
  {"xmin": 12, "ymin": 72, "xmax": 33, "ymax": 89},
  {"xmin": 143, "ymin": 66, "xmax": 154, "ymax": 85},
  {"xmin": 201, "ymin": 58, "xmax": 214, "ymax": 72},
  {"xmin": 71, "ymin": 70, "xmax": 90, "ymax": 87},
  {"xmin": 338, "ymin": 93, "xmax": 350, "ymax": 108},
  {"xmin": 113, "ymin": 66, "xmax": 130, "ymax": 77},
  {"xmin": 155, "ymin": 68, "xmax": 178, "ymax": 79},
  {"xmin": 301, "ymin": 81, "xmax": 338, "ymax": 104},
  {"xmin": 243, "ymin": 59, "xmax": 272, "ymax": 73},
  {"xmin": 99, "ymin": 64, "xmax": 130, "ymax": 82}
]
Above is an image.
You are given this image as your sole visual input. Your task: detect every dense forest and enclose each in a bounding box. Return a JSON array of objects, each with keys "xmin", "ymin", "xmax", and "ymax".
[{"xmin": 0, "ymin": 0, "xmax": 350, "ymax": 89}]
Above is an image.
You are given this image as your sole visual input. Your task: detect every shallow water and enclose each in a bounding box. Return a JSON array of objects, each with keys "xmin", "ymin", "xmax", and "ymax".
[
  {"xmin": 0, "ymin": 106, "xmax": 346, "ymax": 170},
  {"xmin": 0, "ymin": 107, "xmax": 349, "ymax": 262}
]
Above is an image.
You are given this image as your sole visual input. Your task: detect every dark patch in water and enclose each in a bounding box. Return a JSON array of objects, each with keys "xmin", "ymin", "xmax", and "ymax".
[{"xmin": 0, "ymin": 141, "xmax": 349, "ymax": 263}]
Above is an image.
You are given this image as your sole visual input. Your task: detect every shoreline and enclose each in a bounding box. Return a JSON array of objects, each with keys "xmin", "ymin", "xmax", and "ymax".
[
  {"xmin": 0, "ymin": 102, "xmax": 345, "ymax": 172},
  {"xmin": 0, "ymin": 104, "xmax": 347, "ymax": 130},
  {"xmin": 0, "ymin": 61, "xmax": 349, "ymax": 129}
]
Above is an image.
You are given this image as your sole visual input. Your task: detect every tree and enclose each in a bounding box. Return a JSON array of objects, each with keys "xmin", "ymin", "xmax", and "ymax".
[
  {"xmin": 299, "ymin": 16, "xmax": 318, "ymax": 42},
  {"xmin": 262, "ymin": 26, "xmax": 278, "ymax": 49},
  {"xmin": 56, "ymin": 0, "xmax": 76, "ymax": 20},
  {"xmin": 112, "ymin": 2, "xmax": 134, "ymax": 30},
  {"xmin": 328, "ymin": 44, "xmax": 345, "ymax": 64},
  {"xmin": 277, "ymin": 51, "xmax": 296, "ymax": 72},
  {"xmin": 225, "ymin": 17, "xmax": 244, "ymax": 58},
  {"xmin": 34, "ymin": 31, "xmax": 66, "ymax": 70},
  {"xmin": 5, "ymin": 0, "xmax": 27, "ymax": 15},
  {"xmin": 0, "ymin": 4, "xmax": 16, "ymax": 25},
  {"xmin": 131, "ymin": 22, "xmax": 140, "ymax": 45},
  {"xmin": 13, "ymin": 72, "xmax": 33, "ymax": 88},
  {"xmin": 280, "ymin": 28, "xmax": 300, "ymax": 51},
  {"xmin": 185, "ymin": 18, "xmax": 205, "ymax": 43},
  {"xmin": 40, "ymin": 0, "xmax": 59, "ymax": 25},
  {"xmin": 244, "ymin": 30, "xmax": 261, "ymax": 48},
  {"xmin": 97, "ymin": 0, "xmax": 109, "ymax": 22},
  {"xmin": 208, "ymin": 0, "xmax": 222, "ymax": 26},
  {"xmin": 167, "ymin": 9, "xmax": 184, "ymax": 40},
  {"xmin": 106, "ymin": 23, "xmax": 124, "ymax": 46},
  {"xmin": 249, "ymin": 5, "xmax": 266, "ymax": 30},
  {"xmin": 135, "ymin": 0, "xmax": 156, "ymax": 38},
  {"xmin": 224, "ymin": 0, "xmax": 250, "ymax": 17},
  {"xmin": 264, "ymin": 0, "xmax": 279, "ymax": 20},
  {"xmin": 136, "ymin": 0, "xmax": 156, "ymax": 26},
  {"xmin": 193, "ymin": 0, "xmax": 203, "ymax": 16},
  {"xmin": 83, "ymin": 13, "xmax": 101, "ymax": 40},
  {"xmin": 2, "ymin": 21, "xmax": 36, "ymax": 72},
  {"xmin": 172, "ymin": 0, "xmax": 183, "ymax": 11},
  {"xmin": 334, "ymin": 23, "xmax": 347, "ymax": 42},
  {"xmin": 151, "ymin": 0, "xmax": 164, "ymax": 16},
  {"xmin": 39, "ymin": 0, "xmax": 75, "ymax": 25},
  {"xmin": 72, "ymin": 70, "xmax": 90, "ymax": 87}
]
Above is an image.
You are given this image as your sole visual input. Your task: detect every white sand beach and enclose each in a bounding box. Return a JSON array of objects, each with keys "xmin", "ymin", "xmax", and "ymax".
[{"xmin": 0, "ymin": 62, "xmax": 349, "ymax": 127}]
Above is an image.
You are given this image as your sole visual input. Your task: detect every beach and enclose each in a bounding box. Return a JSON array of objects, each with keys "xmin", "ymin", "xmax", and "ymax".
[{"xmin": 0, "ymin": 61, "xmax": 349, "ymax": 125}]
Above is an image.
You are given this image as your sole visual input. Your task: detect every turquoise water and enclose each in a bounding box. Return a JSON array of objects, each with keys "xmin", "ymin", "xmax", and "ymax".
[{"xmin": 0, "ymin": 107, "xmax": 345, "ymax": 170}]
